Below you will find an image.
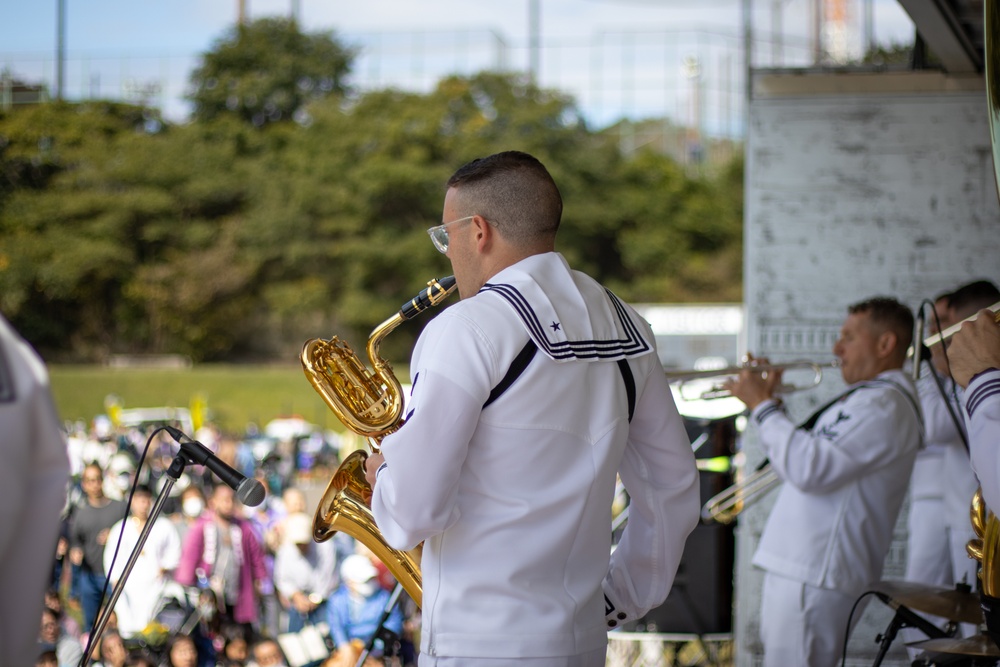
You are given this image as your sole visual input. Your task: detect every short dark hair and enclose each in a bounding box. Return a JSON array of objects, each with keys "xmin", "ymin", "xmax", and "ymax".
[
  {"xmin": 446, "ymin": 150, "xmax": 562, "ymax": 244},
  {"xmin": 848, "ymin": 296, "xmax": 914, "ymax": 355},
  {"xmin": 947, "ymin": 280, "xmax": 1000, "ymax": 319}
]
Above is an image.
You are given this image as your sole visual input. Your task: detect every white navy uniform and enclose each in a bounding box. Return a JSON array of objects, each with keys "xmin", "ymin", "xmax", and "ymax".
[
  {"xmin": 750, "ymin": 369, "xmax": 922, "ymax": 667},
  {"xmin": 902, "ymin": 372, "xmax": 978, "ymax": 651},
  {"xmin": 967, "ymin": 369, "xmax": 1000, "ymax": 513},
  {"xmin": 371, "ymin": 252, "xmax": 701, "ymax": 666},
  {"xmin": 0, "ymin": 315, "xmax": 69, "ymax": 667}
]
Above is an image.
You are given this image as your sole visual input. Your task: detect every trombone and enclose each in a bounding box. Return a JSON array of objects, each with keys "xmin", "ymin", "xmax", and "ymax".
[{"xmin": 702, "ymin": 461, "xmax": 778, "ymax": 524}]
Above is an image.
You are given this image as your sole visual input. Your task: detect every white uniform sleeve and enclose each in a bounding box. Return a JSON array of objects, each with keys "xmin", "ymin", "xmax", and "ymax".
[
  {"xmin": 753, "ymin": 388, "xmax": 919, "ymax": 494},
  {"xmin": 602, "ymin": 362, "xmax": 700, "ymax": 624},
  {"xmin": 966, "ymin": 369, "xmax": 1000, "ymax": 512},
  {"xmin": 371, "ymin": 311, "xmax": 494, "ymax": 551}
]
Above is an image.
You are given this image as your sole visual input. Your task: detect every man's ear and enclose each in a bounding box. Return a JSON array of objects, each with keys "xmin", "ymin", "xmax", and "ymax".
[
  {"xmin": 473, "ymin": 215, "xmax": 493, "ymax": 253},
  {"xmin": 876, "ymin": 330, "xmax": 897, "ymax": 359}
]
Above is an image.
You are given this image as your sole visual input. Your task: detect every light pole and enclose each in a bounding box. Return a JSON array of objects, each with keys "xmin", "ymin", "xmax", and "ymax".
[
  {"xmin": 56, "ymin": 0, "xmax": 65, "ymax": 100},
  {"xmin": 528, "ymin": 0, "xmax": 540, "ymax": 82}
]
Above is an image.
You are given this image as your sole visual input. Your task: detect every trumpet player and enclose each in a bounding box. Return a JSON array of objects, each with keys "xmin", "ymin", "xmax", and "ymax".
[
  {"xmin": 362, "ymin": 151, "xmax": 701, "ymax": 667},
  {"xmin": 723, "ymin": 297, "xmax": 922, "ymax": 667}
]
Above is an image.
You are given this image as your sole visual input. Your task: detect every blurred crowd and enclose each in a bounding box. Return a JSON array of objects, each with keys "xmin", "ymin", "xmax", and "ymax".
[{"xmin": 39, "ymin": 420, "xmax": 417, "ymax": 667}]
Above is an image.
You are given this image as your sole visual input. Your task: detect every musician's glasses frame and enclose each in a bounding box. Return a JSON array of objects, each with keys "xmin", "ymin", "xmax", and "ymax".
[{"xmin": 426, "ymin": 215, "xmax": 475, "ymax": 254}]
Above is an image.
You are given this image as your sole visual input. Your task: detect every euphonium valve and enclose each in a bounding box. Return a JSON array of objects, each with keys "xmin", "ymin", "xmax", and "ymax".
[{"xmin": 302, "ymin": 276, "xmax": 457, "ymax": 609}]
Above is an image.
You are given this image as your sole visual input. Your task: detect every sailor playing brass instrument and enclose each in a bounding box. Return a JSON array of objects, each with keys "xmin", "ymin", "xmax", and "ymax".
[
  {"xmin": 951, "ymin": 306, "xmax": 1000, "ymax": 652},
  {"xmin": 723, "ymin": 297, "xmax": 922, "ymax": 667},
  {"xmin": 362, "ymin": 151, "xmax": 700, "ymax": 667}
]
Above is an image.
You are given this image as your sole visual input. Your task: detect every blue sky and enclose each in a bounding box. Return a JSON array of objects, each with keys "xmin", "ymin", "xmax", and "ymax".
[{"xmin": 1, "ymin": 0, "xmax": 915, "ymax": 130}]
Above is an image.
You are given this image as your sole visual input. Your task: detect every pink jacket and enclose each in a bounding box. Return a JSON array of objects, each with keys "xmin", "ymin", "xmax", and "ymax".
[{"xmin": 174, "ymin": 513, "xmax": 266, "ymax": 624}]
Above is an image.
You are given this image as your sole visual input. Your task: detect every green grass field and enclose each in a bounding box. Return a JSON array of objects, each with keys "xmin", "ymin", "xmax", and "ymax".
[{"xmin": 48, "ymin": 364, "xmax": 355, "ymax": 435}]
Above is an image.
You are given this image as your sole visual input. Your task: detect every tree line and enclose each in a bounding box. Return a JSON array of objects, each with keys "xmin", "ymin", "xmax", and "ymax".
[{"xmin": 0, "ymin": 18, "xmax": 743, "ymax": 364}]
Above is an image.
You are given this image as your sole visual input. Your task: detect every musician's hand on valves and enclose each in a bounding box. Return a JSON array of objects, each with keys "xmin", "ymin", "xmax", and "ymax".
[
  {"xmin": 948, "ymin": 309, "xmax": 1000, "ymax": 388},
  {"xmin": 722, "ymin": 354, "xmax": 784, "ymax": 411},
  {"xmin": 364, "ymin": 451, "xmax": 386, "ymax": 488}
]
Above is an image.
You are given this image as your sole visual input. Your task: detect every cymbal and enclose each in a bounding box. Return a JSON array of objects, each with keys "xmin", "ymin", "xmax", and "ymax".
[
  {"xmin": 873, "ymin": 580, "xmax": 984, "ymax": 625},
  {"xmin": 906, "ymin": 634, "xmax": 1000, "ymax": 658}
]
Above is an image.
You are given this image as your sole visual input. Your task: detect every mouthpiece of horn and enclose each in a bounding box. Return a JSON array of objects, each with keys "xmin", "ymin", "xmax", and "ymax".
[{"xmin": 400, "ymin": 276, "xmax": 457, "ymax": 320}]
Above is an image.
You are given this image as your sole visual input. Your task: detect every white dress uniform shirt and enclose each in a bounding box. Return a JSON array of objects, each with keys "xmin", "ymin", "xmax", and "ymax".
[
  {"xmin": 967, "ymin": 369, "xmax": 1000, "ymax": 513},
  {"xmin": 371, "ymin": 252, "xmax": 700, "ymax": 663},
  {"xmin": 0, "ymin": 315, "xmax": 70, "ymax": 667},
  {"xmin": 751, "ymin": 369, "xmax": 922, "ymax": 667}
]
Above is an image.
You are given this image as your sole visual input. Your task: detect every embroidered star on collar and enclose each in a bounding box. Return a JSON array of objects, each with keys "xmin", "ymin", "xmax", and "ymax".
[{"xmin": 550, "ymin": 321, "xmax": 561, "ymax": 332}]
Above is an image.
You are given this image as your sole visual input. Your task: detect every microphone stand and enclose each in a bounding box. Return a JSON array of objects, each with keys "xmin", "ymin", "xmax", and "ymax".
[
  {"xmin": 871, "ymin": 593, "xmax": 949, "ymax": 667},
  {"xmin": 355, "ymin": 582, "xmax": 404, "ymax": 667},
  {"xmin": 80, "ymin": 453, "xmax": 189, "ymax": 667}
]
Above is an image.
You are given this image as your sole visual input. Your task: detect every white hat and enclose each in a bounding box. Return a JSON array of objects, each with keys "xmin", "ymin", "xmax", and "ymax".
[
  {"xmin": 340, "ymin": 554, "xmax": 378, "ymax": 583},
  {"xmin": 284, "ymin": 513, "xmax": 313, "ymax": 545}
]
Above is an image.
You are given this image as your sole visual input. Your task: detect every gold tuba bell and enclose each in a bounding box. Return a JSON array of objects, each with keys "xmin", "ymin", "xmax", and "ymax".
[{"xmin": 302, "ymin": 276, "xmax": 457, "ymax": 609}]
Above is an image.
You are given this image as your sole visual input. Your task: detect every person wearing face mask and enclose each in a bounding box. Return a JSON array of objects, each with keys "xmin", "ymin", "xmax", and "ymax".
[
  {"xmin": 103, "ymin": 484, "xmax": 182, "ymax": 639},
  {"xmin": 173, "ymin": 485, "xmax": 206, "ymax": 543},
  {"xmin": 326, "ymin": 554, "xmax": 403, "ymax": 667},
  {"xmin": 174, "ymin": 485, "xmax": 267, "ymax": 635}
]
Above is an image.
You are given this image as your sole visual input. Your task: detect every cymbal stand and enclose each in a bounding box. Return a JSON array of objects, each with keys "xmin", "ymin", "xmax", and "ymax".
[
  {"xmin": 80, "ymin": 453, "xmax": 189, "ymax": 667},
  {"xmin": 872, "ymin": 593, "xmax": 949, "ymax": 667}
]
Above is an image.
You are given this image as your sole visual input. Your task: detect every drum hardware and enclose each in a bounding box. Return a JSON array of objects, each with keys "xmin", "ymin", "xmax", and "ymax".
[
  {"xmin": 873, "ymin": 581, "xmax": 984, "ymax": 626},
  {"xmin": 870, "ymin": 586, "xmax": 953, "ymax": 667},
  {"xmin": 907, "ymin": 634, "xmax": 1000, "ymax": 666}
]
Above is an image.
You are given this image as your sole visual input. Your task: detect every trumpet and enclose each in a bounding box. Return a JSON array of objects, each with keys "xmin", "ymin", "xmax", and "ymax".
[{"xmin": 665, "ymin": 360, "xmax": 839, "ymax": 402}]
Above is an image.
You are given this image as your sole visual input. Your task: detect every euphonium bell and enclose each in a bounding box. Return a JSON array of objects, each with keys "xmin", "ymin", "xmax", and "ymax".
[{"xmin": 302, "ymin": 276, "xmax": 457, "ymax": 609}]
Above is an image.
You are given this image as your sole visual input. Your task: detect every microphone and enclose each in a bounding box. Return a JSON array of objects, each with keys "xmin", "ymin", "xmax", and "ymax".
[
  {"xmin": 164, "ymin": 426, "xmax": 266, "ymax": 507},
  {"xmin": 912, "ymin": 304, "xmax": 927, "ymax": 381}
]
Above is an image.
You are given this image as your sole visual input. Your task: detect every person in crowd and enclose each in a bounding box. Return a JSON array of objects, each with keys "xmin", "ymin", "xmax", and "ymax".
[
  {"xmin": 93, "ymin": 630, "xmax": 128, "ymax": 667},
  {"xmin": 724, "ymin": 297, "xmax": 922, "ymax": 667},
  {"xmin": 124, "ymin": 654, "xmax": 158, "ymax": 667},
  {"xmin": 36, "ymin": 650, "xmax": 59, "ymax": 667},
  {"xmin": 221, "ymin": 624, "xmax": 251, "ymax": 665},
  {"xmin": 104, "ymin": 483, "xmax": 183, "ymax": 638},
  {"xmin": 0, "ymin": 314, "xmax": 71, "ymax": 667},
  {"xmin": 247, "ymin": 477, "xmax": 287, "ymax": 639},
  {"xmin": 173, "ymin": 483, "xmax": 207, "ymax": 543},
  {"xmin": 38, "ymin": 606, "xmax": 83, "ymax": 667},
  {"xmin": 327, "ymin": 554, "xmax": 403, "ymax": 667},
  {"xmin": 273, "ymin": 512, "xmax": 339, "ymax": 632},
  {"xmin": 174, "ymin": 484, "xmax": 267, "ymax": 635},
  {"xmin": 45, "ymin": 587, "xmax": 82, "ymax": 641},
  {"xmin": 247, "ymin": 638, "xmax": 289, "ymax": 667},
  {"xmin": 364, "ymin": 150, "xmax": 700, "ymax": 666},
  {"xmin": 70, "ymin": 462, "xmax": 126, "ymax": 631},
  {"xmin": 164, "ymin": 634, "xmax": 199, "ymax": 667}
]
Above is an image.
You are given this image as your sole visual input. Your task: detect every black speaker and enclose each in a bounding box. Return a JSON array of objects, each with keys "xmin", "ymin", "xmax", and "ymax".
[
  {"xmin": 631, "ymin": 522, "xmax": 734, "ymax": 634},
  {"xmin": 626, "ymin": 414, "xmax": 737, "ymax": 635}
]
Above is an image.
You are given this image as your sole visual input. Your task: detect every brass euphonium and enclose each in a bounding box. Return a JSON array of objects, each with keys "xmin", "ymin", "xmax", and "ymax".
[
  {"xmin": 967, "ymin": 488, "xmax": 1000, "ymax": 597},
  {"xmin": 302, "ymin": 276, "xmax": 457, "ymax": 609}
]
